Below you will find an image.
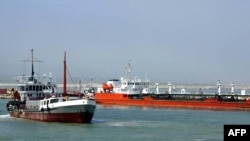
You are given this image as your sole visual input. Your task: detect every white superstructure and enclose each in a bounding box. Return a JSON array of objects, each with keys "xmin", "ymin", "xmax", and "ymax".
[
  {"xmin": 16, "ymin": 74, "xmax": 57, "ymax": 102},
  {"xmin": 97, "ymin": 63, "xmax": 150, "ymax": 95}
]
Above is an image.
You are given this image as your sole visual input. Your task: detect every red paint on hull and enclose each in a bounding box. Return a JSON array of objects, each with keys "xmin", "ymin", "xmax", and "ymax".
[
  {"xmin": 95, "ymin": 93, "xmax": 250, "ymax": 111},
  {"xmin": 9, "ymin": 111, "xmax": 94, "ymax": 123}
]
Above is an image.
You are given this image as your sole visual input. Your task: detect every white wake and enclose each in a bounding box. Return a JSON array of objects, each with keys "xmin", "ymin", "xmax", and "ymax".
[{"xmin": 0, "ymin": 114, "xmax": 10, "ymax": 118}]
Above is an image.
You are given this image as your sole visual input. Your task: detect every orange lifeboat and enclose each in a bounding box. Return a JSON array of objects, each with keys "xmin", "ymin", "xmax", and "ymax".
[{"xmin": 102, "ymin": 83, "xmax": 113, "ymax": 93}]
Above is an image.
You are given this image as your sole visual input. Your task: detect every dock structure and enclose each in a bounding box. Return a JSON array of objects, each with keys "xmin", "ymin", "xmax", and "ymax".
[
  {"xmin": 0, "ymin": 88, "xmax": 13, "ymax": 99},
  {"xmin": 0, "ymin": 94, "xmax": 13, "ymax": 99}
]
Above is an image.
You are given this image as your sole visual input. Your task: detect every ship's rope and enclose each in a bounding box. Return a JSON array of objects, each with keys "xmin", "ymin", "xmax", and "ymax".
[{"xmin": 66, "ymin": 66, "xmax": 77, "ymax": 90}]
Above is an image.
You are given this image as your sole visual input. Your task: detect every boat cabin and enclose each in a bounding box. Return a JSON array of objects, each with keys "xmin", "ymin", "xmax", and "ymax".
[
  {"xmin": 98, "ymin": 77, "xmax": 150, "ymax": 94},
  {"xmin": 16, "ymin": 75, "xmax": 57, "ymax": 101}
]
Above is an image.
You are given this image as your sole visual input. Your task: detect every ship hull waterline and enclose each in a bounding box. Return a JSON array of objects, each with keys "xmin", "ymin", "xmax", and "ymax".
[
  {"xmin": 8, "ymin": 105, "xmax": 96, "ymax": 123},
  {"xmin": 95, "ymin": 94, "xmax": 250, "ymax": 111}
]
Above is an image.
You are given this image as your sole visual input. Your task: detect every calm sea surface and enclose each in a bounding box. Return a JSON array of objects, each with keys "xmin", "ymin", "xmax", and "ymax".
[{"xmin": 0, "ymin": 99, "xmax": 250, "ymax": 141}]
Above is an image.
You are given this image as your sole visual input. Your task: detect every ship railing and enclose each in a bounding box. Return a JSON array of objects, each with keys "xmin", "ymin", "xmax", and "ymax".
[
  {"xmin": 149, "ymin": 93, "xmax": 250, "ymax": 102},
  {"xmin": 16, "ymin": 74, "xmax": 57, "ymax": 85},
  {"xmin": 121, "ymin": 78, "xmax": 150, "ymax": 83},
  {"xmin": 25, "ymin": 100, "xmax": 40, "ymax": 110}
]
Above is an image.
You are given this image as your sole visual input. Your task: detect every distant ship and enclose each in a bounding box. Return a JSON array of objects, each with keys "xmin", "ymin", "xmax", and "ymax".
[
  {"xmin": 95, "ymin": 63, "xmax": 250, "ymax": 111},
  {"xmin": 6, "ymin": 50, "xmax": 96, "ymax": 123}
]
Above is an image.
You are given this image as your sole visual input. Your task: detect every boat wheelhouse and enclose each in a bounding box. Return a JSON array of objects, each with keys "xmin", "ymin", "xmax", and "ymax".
[{"xmin": 15, "ymin": 74, "xmax": 57, "ymax": 101}]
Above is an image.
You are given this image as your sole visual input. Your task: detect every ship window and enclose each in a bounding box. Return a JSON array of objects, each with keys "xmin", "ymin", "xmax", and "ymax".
[
  {"xmin": 36, "ymin": 86, "xmax": 39, "ymax": 91},
  {"xmin": 50, "ymin": 99, "xmax": 59, "ymax": 104},
  {"xmin": 29, "ymin": 86, "xmax": 32, "ymax": 91},
  {"xmin": 33, "ymin": 86, "xmax": 36, "ymax": 91},
  {"xmin": 18, "ymin": 86, "xmax": 25, "ymax": 91},
  {"xmin": 44, "ymin": 101, "xmax": 46, "ymax": 105},
  {"xmin": 43, "ymin": 85, "xmax": 47, "ymax": 90},
  {"xmin": 21, "ymin": 86, "xmax": 25, "ymax": 91}
]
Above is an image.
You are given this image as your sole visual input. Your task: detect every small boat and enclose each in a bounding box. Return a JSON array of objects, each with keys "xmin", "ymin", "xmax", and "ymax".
[
  {"xmin": 95, "ymin": 64, "xmax": 250, "ymax": 111},
  {"xmin": 6, "ymin": 50, "xmax": 96, "ymax": 123}
]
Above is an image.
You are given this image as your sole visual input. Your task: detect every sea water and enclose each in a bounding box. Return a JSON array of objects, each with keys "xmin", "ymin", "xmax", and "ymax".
[{"xmin": 0, "ymin": 99, "xmax": 250, "ymax": 141}]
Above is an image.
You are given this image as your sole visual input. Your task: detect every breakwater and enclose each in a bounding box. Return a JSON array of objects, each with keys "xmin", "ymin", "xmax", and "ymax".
[
  {"xmin": 2, "ymin": 82, "xmax": 250, "ymax": 90},
  {"xmin": 0, "ymin": 94, "xmax": 13, "ymax": 99},
  {"xmin": 1, "ymin": 82, "xmax": 250, "ymax": 98}
]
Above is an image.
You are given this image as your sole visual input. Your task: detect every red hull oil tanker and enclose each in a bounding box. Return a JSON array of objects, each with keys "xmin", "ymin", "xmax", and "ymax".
[
  {"xmin": 95, "ymin": 64, "xmax": 250, "ymax": 111},
  {"xmin": 95, "ymin": 92, "xmax": 250, "ymax": 111}
]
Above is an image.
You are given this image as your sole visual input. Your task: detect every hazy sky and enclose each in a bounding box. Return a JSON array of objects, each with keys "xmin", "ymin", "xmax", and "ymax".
[{"xmin": 0, "ymin": 0, "xmax": 250, "ymax": 85}]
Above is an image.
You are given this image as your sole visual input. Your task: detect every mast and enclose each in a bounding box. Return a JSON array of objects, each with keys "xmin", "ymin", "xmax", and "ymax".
[
  {"xmin": 31, "ymin": 49, "xmax": 34, "ymax": 81},
  {"xmin": 126, "ymin": 62, "xmax": 132, "ymax": 80},
  {"xmin": 217, "ymin": 80, "xmax": 221, "ymax": 95},
  {"xmin": 63, "ymin": 52, "xmax": 67, "ymax": 94},
  {"xmin": 231, "ymin": 82, "xmax": 234, "ymax": 94},
  {"xmin": 168, "ymin": 82, "xmax": 172, "ymax": 94}
]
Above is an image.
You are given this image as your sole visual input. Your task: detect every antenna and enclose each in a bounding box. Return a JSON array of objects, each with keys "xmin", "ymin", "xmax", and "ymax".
[
  {"xmin": 21, "ymin": 49, "xmax": 43, "ymax": 77},
  {"xmin": 63, "ymin": 51, "xmax": 67, "ymax": 94},
  {"xmin": 126, "ymin": 62, "xmax": 132, "ymax": 80},
  {"xmin": 31, "ymin": 49, "xmax": 34, "ymax": 80}
]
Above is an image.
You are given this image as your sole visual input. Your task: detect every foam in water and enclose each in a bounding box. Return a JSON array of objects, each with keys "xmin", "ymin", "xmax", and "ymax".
[
  {"xmin": 0, "ymin": 114, "xmax": 10, "ymax": 118},
  {"xmin": 107, "ymin": 121, "xmax": 144, "ymax": 127}
]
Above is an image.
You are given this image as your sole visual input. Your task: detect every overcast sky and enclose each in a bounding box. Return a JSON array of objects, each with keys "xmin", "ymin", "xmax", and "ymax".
[{"xmin": 0, "ymin": 0, "xmax": 250, "ymax": 85}]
